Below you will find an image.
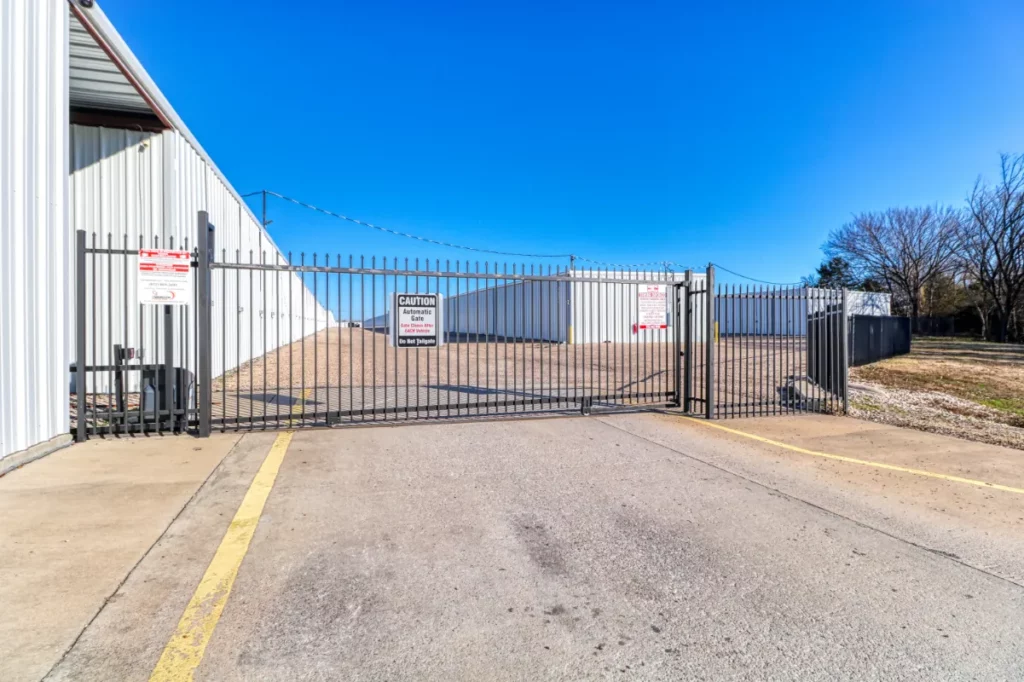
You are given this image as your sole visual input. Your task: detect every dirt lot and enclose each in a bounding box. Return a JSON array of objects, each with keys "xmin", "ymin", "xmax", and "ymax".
[
  {"xmin": 210, "ymin": 329, "xmax": 830, "ymax": 423},
  {"xmin": 211, "ymin": 328, "xmax": 678, "ymax": 423},
  {"xmin": 75, "ymin": 329, "xmax": 840, "ymax": 430},
  {"xmin": 850, "ymin": 337, "xmax": 1024, "ymax": 450}
]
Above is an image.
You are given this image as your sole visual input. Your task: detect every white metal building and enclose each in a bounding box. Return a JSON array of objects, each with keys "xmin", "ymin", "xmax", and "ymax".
[
  {"xmin": 568, "ymin": 270, "xmax": 707, "ymax": 344},
  {"xmin": 715, "ymin": 289, "xmax": 891, "ymax": 336},
  {"xmin": 432, "ymin": 274, "xmax": 886, "ymax": 343},
  {"xmin": 1, "ymin": 0, "xmax": 329, "ymax": 466},
  {"xmin": 363, "ymin": 271, "xmax": 710, "ymax": 344}
]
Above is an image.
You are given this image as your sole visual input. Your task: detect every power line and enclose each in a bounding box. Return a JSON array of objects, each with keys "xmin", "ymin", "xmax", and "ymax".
[
  {"xmin": 711, "ymin": 262, "xmax": 804, "ymax": 287},
  {"xmin": 264, "ymin": 190, "xmax": 572, "ymax": 259},
  {"xmin": 252, "ymin": 189, "xmax": 689, "ymax": 269}
]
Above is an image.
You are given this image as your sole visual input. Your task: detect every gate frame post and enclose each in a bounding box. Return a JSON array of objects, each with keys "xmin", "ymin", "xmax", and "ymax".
[
  {"xmin": 705, "ymin": 264, "xmax": 715, "ymax": 419},
  {"xmin": 163, "ymin": 304, "xmax": 174, "ymax": 432},
  {"xmin": 672, "ymin": 281, "xmax": 683, "ymax": 408},
  {"xmin": 197, "ymin": 211, "xmax": 214, "ymax": 437},
  {"xmin": 840, "ymin": 287, "xmax": 849, "ymax": 414},
  {"xmin": 75, "ymin": 230, "xmax": 87, "ymax": 442},
  {"xmin": 683, "ymin": 269, "xmax": 693, "ymax": 413}
]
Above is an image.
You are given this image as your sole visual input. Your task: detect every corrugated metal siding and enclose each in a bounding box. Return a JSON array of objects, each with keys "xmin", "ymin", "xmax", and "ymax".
[
  {"xmin": 847, "ymin": 290, "xmax": 890, "ymax": 316},
  {"xmin": 68, "ymin": 6, "xmax": 150, "ymax": 114},
  {"xmin": 444, "ymin": 281, "xmax": 570, "ymax": 342},
  {"xmin": 570, "ymin": 271, "xmax": 703, "ymax": 344},
  {"xmin": 716, "ymin": 288, "xmax": 890, "ymax": 336},
  {"xmin": 0, "ymin": 0, "xmax": 69, "ymax": 459},
  {"xmin": 716, "ymin": 290, "xmax": 811, "ymax": 336},
  {"xmin": 437, "ymin": 271, "xmax": 706, "ymax": 344},
  {"xmin": 70, "ymin": 125, "xmax": 331, "ymax": 392}
]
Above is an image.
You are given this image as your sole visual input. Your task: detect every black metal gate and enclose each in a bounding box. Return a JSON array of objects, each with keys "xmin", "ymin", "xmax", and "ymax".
[
  {"xmin": 206, "ymin": 231, "xmax": 681, "ymax": 431},
  {"xmin": 70, "ymin": 230, "xmax": 201, "ymax": 440},
  {"xmin": 71, "ymin": 212, "xmax": 849, "ymax": 441}
]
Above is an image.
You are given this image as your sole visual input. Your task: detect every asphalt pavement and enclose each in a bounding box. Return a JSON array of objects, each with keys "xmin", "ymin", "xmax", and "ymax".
[{"xmin": 39, "ymin": 413, "xmax": 1024, "ymax": 681}]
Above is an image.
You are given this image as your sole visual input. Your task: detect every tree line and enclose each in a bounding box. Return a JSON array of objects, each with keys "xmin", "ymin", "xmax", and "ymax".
[{"xmin": 805, "ymin": 153, "xmax": 1024, "ymax": 343}]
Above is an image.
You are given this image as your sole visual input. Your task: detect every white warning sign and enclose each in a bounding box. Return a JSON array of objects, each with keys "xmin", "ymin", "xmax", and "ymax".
[
  {"xmin": 138, "ymin": 249, "xmax": 192, "ymax": 305},
  {"xmin": 390, "ymin": 293, "xmax": 444, "ymax": 347},
  {"xmin": 636, "ymin": 284, "xmax": 668, "ymax": 331}
]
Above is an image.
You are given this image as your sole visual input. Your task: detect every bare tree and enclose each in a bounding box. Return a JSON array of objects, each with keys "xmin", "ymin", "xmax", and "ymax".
[
  {"xmin": 826, "ymin": 206, "xmax": 959, "ymax": 330},
  {"xmin": 959, "ymin": 153, "xmax": 1024, "ymax": 342}
]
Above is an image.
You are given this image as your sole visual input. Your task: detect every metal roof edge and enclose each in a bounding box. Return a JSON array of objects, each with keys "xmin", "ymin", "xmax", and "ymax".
[{"xmin": 68, "ymin": 0, "xmax": 282, "ymax": 256}]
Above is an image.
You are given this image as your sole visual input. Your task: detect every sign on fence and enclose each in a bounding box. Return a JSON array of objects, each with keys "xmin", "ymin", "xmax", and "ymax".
[
  {"xmin": 138, "ymin": 249, "xmax": 192, "ymax": 305},
  {"xmin": 636, "ymin": 284, "xmax": 668, "ymax": 331},
  {"xmin": 390, "ymin": 293, "xmax": 444, "ymax": 347}
]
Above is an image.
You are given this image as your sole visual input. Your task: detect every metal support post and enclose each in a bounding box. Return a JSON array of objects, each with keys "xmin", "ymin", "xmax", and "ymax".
[
  {"xmin": 75, "ymin": 230, "xmax": 87, "ymax": 442},
  {"xmin": 113, "ymin": 344, "xmax": 125, "ymax": 414},
  {"xmin": 568, "ymin": 254, "xmax": 576, "ymax": 345},
  {"xmin": 673, "ymin": 283, "xmax": 683, "ymax": 408},
  {"xmin": 705, "ymin": 264, "xmax": 715, "ymax": 420},
  {"xmin": 683, "ymin": 269, "xmax": 693, "ymax": 413},
  {"xmin": 163, "ymin": 305, "xmax": 174, "ymax": 431},
  {"xmin": 840, "ymin": 288, "xmax": 850, "ymax": 414},
  {"xmin": 197, "ymin": 211, "xmax": 214, "ymax": 437}
]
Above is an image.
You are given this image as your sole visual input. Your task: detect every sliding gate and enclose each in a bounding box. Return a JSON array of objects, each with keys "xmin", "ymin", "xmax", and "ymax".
[
  {"xmin": 208, "ymin": 244, "xmax": 681, "ymax": 431},
  {"xmin": 71, "ymin": 212, "xmax": 848, "ymax": 440}
]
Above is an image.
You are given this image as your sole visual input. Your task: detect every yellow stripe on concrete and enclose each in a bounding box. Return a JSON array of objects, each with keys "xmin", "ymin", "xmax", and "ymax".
[
  {"xmin": 287, "ymin": 387, "xmax": 312, "ymax": 427},
  {"xmin": 149, "ymin": 431, "xmax": 294, "ymax": 681},
  {"xmin": 688, "ymin": 418, "xmax": 1024, "ymax": 496}
]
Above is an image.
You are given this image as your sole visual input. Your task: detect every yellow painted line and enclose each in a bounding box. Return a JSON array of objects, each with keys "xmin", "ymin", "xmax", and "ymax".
[
  {"xmin": 149, "ymin": 431, "xmax": 294, "ymax": 681},
  {"xmin": 687, "ymin": 418, "xmax": 1024, "ymax": 496},
  {"xmin": 287, "ymin": 387, "xmax": 312, "ymax": 427}
]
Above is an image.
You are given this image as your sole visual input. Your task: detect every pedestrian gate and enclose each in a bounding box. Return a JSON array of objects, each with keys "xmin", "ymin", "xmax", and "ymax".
[{"xmin": 71, "ymin": 213, "xmax": 848, "ymax": 440}]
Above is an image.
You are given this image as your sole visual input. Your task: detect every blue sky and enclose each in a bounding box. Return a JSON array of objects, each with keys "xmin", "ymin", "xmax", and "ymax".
[{"xmin": 102, "ymin": 0, "xmax": 1024, "ymax": 283}]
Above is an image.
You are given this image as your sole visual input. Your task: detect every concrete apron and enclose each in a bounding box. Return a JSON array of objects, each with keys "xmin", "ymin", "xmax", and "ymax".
[
  {"xmin": 0, "ymin": 432, "xmax": 241, "ymax": 682},
  {"xmin": 40, "ymin": 414, "xmax": 1024, "ymax": 681}
]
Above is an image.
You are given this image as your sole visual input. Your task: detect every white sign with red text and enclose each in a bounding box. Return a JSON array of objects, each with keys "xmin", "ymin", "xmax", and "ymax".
[
  {"xmin": 636, "ymin": 284, "xmax": 668, "ymax": 331},
  {"xmin": 138, "ymin": 249, "xmax": 192, "ymax": 305}
]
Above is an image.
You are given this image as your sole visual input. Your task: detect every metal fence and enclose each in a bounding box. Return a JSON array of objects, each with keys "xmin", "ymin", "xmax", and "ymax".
[
  {"xmin": 705, "ymin": 284, "xmax": 848, "ymax": 417},
  {"xmin": 71, "ymin": 230, "xmax": 200, "ymax": 438},
  {"xmin": 209, "ymin": 252, "xmax": 680, "ymax": 431},
  {"xmin": 849, "ymin": 315, "xmax": 911, "ymax": 367},
  {"xmin": 70, "ymin": 212, "xmax": 850, "ymax": 440}
]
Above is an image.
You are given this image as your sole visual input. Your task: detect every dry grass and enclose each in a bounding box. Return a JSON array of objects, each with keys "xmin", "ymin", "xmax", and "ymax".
[{"xmin": 850, "ymin": 337, "xmax": 1024, "ymax": 449}]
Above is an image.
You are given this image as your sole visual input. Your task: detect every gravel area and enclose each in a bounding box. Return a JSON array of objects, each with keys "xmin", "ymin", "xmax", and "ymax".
[
  {"xmin": 850, "ymin": 337, "xmax": 1024, "ymax": 451},
  {"xmin": 849, "ymin": 380, "xmax": 1024, "ymax": 450}
]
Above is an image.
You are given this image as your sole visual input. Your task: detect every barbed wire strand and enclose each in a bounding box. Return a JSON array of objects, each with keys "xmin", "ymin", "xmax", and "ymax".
[
  {"xmin": 711, "ymin": 262, "xmax": 804, "ymax": 286},
  {"xmin": 258, "ymin": 190, "xmax": 686, "ymax": 269}
]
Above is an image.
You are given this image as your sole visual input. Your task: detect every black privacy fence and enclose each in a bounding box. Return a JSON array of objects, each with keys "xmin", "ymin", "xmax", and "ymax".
[
  {"xmin": 848, "ymin": 315, "xmax": 911, "ymax": 367},
  {"xmin": 70, "ymin": 217, "xmax": 850, "ymax": 439}
]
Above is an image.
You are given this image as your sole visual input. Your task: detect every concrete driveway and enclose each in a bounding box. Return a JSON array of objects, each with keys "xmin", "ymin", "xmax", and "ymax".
[{"xmin": 9, "ymin": 412, "xmax": 1024, "ymax": 680}]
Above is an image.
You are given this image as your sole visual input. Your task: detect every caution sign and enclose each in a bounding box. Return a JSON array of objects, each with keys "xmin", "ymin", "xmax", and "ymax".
[
  {"xmin": 138, "ymin": 249, "xmax": 192, "ymax": 305},
  {"xmin": 636, "ymin": 284, "xmax": 668, "ymax": 331},
  {"xmin": 390, "ymin": 293, "xmax": 444, "ymax": 347}
]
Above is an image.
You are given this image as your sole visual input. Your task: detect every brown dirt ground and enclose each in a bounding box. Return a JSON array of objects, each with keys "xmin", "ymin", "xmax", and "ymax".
[
  {"xmin": 850, "ymin": 337, "xmax": 1024, "ymax": 450},
  {"xmin": 214, "ymin": 328, "xmax": 677, "ymax": 394},
  {"xmin": 209, "ymin": 329, "xmax": 829, "ymax": 420}
]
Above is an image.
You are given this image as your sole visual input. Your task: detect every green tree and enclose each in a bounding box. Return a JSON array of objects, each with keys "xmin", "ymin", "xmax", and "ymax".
[{"xmin": 803, "ymin": 257, "xmax": 863, "ymax": 289}]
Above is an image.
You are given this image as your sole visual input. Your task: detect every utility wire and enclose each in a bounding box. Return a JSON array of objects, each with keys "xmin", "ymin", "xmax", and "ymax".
[
  {"xmin": 265, "ymin": 190, "xmax": 571, "ymax": 259},
  {"xmin": 711, "ymin": 262, "xmax": 804, "ymax": 286},
  {"xmin": 254, "ymin": 189, "xmax": 686, "ymax": 269}
]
